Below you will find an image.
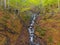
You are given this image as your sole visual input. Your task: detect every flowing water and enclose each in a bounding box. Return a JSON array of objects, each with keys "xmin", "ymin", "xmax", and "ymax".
[{"xmin": 28, "ymin": 13, "xmax": 40, "ymax": 45}]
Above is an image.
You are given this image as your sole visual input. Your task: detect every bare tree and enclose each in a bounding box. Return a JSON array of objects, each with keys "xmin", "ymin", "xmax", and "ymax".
[
  {"xmin": 4, "ymin": 0, "xmax": 6, "ymax": 9},
  {"xmin": 0, "ymin": 0, "xmax": 2, "ymax": 6},
  {"xmin": 58, "ymin": 0, "xmax": 60, "ymax": 9},
  {"xmin": 8, "ymin": 0, "xmax": 9, "ymax": 9},
  {"xmin": 0, "ymin": 0, "xmax": 4, "ymax": 7}
]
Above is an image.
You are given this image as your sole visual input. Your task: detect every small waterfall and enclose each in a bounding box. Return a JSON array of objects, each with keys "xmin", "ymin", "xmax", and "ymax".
[{"xmin": 28, "ymin": 13, "xmax": 40, "ymax": 45}]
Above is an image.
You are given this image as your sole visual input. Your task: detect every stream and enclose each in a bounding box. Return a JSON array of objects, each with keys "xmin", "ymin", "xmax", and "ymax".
[{"xmin": 28, "ymin": 13, "xmax": 40, "ymax": 45}]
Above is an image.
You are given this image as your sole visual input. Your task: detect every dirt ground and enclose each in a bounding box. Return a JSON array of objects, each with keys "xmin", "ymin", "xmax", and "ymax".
[{"xmin": 35, "ymin": 12, "xmax": 60, "ymax": 45}]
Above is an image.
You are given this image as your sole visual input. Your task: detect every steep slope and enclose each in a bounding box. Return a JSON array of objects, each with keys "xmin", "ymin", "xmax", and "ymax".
[
  {"xmin": 0, "ymin": 10, "xmax": 23, "ymax": 45},
  {"xmin": 35, "ymin": 11, "xmax": 60, "ymax": 45}
]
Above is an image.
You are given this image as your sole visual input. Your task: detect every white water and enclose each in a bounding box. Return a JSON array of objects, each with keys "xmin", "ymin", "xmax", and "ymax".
[{"xmin": 28, "ymin": 14, "xmax": 40, "ymax": 45}]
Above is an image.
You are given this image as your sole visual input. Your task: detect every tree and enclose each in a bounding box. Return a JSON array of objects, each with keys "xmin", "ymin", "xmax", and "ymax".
[
  {"xmin": 58, "ymin": 0, "xmax": 60, "ymax": 9},
  {"xmin": 0, "ymin": 0, "xmax": 3, "ymax": 6},
  {"xmin": 8, "ymin": 0, "xmax": 10, "ymax": 9},
  {"xmin": 4, "ymin": 0, "xmax": 6, "ymax": 9}
]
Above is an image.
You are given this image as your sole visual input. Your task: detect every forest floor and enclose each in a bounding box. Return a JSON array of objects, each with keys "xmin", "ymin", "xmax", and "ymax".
[
  {"xmin": 35, "ymin": 11, "xmax": 60, "ymax": 45},
  {"xmin": 0, "ymin": 8, "xmax": 60, "ymax": 45},
  {"xmin": 0, "ymin": 9, "xmax": 46, "ymax": 45}
]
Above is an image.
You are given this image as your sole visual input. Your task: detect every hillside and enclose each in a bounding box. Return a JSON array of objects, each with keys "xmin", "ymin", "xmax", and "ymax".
[
  {"xmin": 35, "ymin": 9, "xmax": 60, "ymax": 45},
  {"xmin": 0, "ymin": 0, "xmax": 60, "ymax": 45}
]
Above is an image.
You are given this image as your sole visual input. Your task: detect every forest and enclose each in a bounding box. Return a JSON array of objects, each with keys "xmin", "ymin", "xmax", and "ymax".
[{"xmin": 0, "ymin": 0, "xmax": 60, "ymax": 45}]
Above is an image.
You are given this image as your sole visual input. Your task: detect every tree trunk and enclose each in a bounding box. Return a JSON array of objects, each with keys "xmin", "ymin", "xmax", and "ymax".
[{"xmin": 4, "ymin": 0, "xmax": 6, "ymax": 9}]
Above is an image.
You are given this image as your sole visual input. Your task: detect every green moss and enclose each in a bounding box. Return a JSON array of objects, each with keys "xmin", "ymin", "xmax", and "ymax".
[
  {"xmin": 4, "ymin": 14, "xmax": 10, "ymax": 19},
  {"xmin": 48, "ymin": 36, "xmax": 53, "ymax": 43},
  {"xmin": 57, "ymin": 42, "xmax": 60, "ymax": 45},
  {"xmin": 23, "ymin": 15, "xmax": 31, "ymax": 21},
  {"xmin": 36, "ymin": 26, "xmax": 46, "ymax": 37}
]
